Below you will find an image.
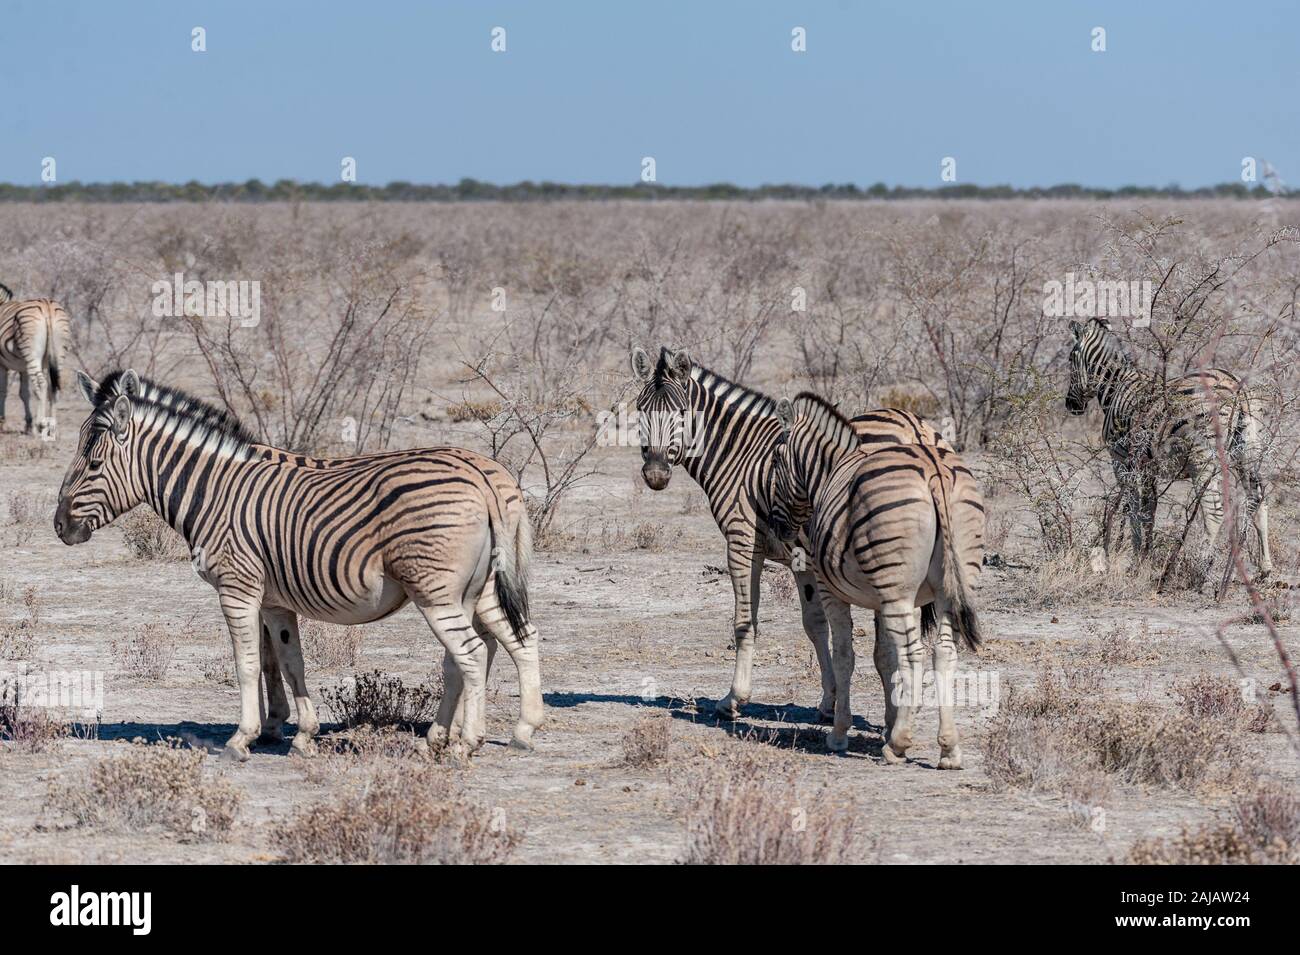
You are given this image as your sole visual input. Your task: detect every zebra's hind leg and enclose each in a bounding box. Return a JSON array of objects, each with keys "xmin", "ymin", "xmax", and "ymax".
[
  {"xmin": 933, "ymin": 606, "xmax": 962, "ymax": 770},
  {"xmin": 261, "ymin": 608, "xmax": 319, "ymax": 756},
  {"xmin": 819, "ymin": 590, "xmax": 855, "ymax": 752},
  {"xmin": 879, "ymin": 599, "xmax": 923, "ymax": 764},
  {"xmin": 794, "ymin": 569, "xmax": 835, "ymax": 721},
  {"xmin": 18, "ymin": 373, "xmax": 33, "ymax": 435},
  {"xmin": 257, "ymin": 617, "xmax": 290, "ymax": 743},
  {"xmin": 416, "ymin": 601, "xmax": 489, "ymax": 756},
  {"xmin": 872, "ymin": 614, "xmax": 897, "ymax": 738},
  {"xmin": 474, "ymin": 581, "xmax": 543, "ymax": 750},
  {"xmin": 1236, "ymin": 461, "xmax": 1273, "ymax": 578},
  {"xmin": 0, "ymin": 367, "xmax": 8, "ymax": 428}
]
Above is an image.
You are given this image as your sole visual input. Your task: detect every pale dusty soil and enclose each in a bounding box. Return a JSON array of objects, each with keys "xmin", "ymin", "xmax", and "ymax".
[{"xmin": 1, "ymin": 431, "xmax": 1297, "ymax": 865}]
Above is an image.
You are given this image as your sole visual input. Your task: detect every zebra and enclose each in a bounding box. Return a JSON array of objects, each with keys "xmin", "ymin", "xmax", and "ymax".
[
  {"xmin": 55, "ymin": 369, "xmax": 544, "ymax": 760},
  {"xmin": 630, "ymin": 345, "xmax": 983, "ymax": 723},
  {"xmin": 768, "ymin": 393, "xmax": 980, "ymax": 765},
  {"xmin": 1066, "ymin": 318, "xmax": 1272, "ymax": 576},
  {"xmin": 87, "ymin": 370, "xmax": 530, "ymax": 746},
  {"xmin": 0, "ymin": 282, "xmax": 71, "ymax": 439}
]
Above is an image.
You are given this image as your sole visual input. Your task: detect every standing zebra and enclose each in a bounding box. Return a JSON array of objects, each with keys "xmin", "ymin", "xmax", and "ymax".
[
  {"xmin": 630, "ymin": 346, "xmax": 983, "ymax": 722},
  {"xmin": 55, "ymin": 370, "xmax": 543, "ymax": 759},
  {"xmin": 1066, "ymin": 318, "xmax": 1272, "ymax": 576},
  {"xmin": 0, "ymin": 282, "xmax": 71, "ymax": 439},
  {"xmin": 87, "ymin": 370, "xmax": 530, "ymax": 747},
  {"xmin": 769, "ymin": 394, "xmax": 980, "ymax": 765}
]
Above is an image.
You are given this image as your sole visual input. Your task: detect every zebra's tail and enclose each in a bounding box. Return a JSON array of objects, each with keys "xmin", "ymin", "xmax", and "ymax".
[
  {"xmin": 492, "ymin": 506, "xmax": 533, "ymax": 639},
  {"xmin": 927, "ymin": 461, "xmax": 981, "ymax": 651},
  {"xmin": 45, "ymin": 308, "xmax": 67, "ymax": 396}
]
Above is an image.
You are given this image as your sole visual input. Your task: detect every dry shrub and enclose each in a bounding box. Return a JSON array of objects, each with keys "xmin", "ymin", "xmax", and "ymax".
[
  {"xmin": 118, "ymin": 508, "xmax": 190, "ymax": 561},
  {"xmin": 320, "ymin": 669, "xmax": 442, "ymax": 729},
  {"xmin": 1078, "ymin": 619, "xmax": 1159, "ymax": 666},
  {"xmin": 200, "ymin": 652, "xmax": 234, "ymax": 686},
  {"xmin": 112, "ymin": 624, "xmax": 177, "ymax": 680},
  {"xmin": 1169, "ymin": 674, "xmax": 1274, "ymax": 733},
  {"xmin": 272, "ymin": 762, "xmax": 519, "ymax": 864},
  {"xmin": 763, "ymin": 564, "xmax": 796, "ymax": 604},
  {"xmin": 0, "ymin": 586, "xmax": 40, "ymax": 660},
  {"xmin": 6, "ymin": 490, "xmax": 40, "ymax": 525},
  {"xmin": 0, "ymin": 682, "xmax": 69, "ymax": 753},
  {"xmin": 445, "ymin": 399, "xmax": 502, "ymax": 423},
  {"xmin": 629, "ymin": 521, "xmax": 665, "ymax": 551},
  {"xmin": 299, "ymin": 618, "xmax": 364, "ymax": 670},
  {"xmin": 983, "ymin": 662, "xmax": 1244, "ymax": 797},
  {"xmin": 621, "ymin": 713, "xmax": 670, "ymax": 768},
  {"xmin": 45, "ymin": 739, "xmax": 241, "ymax": 841},
  {"xmin": 876, "ymin": 387, "xmax": 941, "ymax": 420},
  {"xmin": 1008, "ymin": 549, "xmax": 1158, "ymax": 610},
  {"xmin": 1126, "ymin": 783, "xmax": 1300, "ymax": 864},
  {"xmin": 682, "ymin": 750, "xmax": 854, "ymax": 865}
]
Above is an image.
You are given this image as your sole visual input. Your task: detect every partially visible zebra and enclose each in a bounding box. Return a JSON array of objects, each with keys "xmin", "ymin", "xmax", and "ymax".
[
  {"xmin": 0, "ymin": 283, "xmax": 71, "ymax": 439},
  {"xmin": 1066, "ymin": 318, "xmax": 1272, "ymax": 576},
  {"xmin": 769, "ymin": 393, "xmax": 980, "ymax": 765},
  {"xmin": 630, "ymin": 345, "xmax": 983, "ymax": 723},
  {"xmin": 55, "ymin": 370, "xmax": 543, "ymax": 760},
  {"xmin": 87, "ymin": 370, "xmax": 531, "ymax": 745}
]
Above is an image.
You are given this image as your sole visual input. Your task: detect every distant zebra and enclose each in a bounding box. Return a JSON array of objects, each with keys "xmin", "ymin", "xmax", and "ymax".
[
  {"xmin": 630, "ymin": 346, "xmax": 983, "ymax": 723},
  {"xmin": 769, "ymin": 393, "xmax": 980, "ymax": 765},
  {"xmin": 0, "ymin": 283, "xmax": 71, "ymax": 439},
  {"xmin": 55, "ymin": 370, "xmax": 543, "ymax": 760},
  {"xmin": 1066, "ymin": 318, "xmax": 1272, "ymax": 576}
]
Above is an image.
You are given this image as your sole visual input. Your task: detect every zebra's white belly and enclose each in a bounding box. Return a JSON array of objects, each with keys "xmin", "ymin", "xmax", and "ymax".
[{"xmin": 270, "ymin": 574, "xmax": 411, "ymax": 626}]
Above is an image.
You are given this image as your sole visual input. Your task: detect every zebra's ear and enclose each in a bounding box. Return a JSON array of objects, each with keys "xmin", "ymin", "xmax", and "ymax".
[
  {"xmin": 120, "ymin": 369, "xmax": 141, "ymax": 398},
  {"xmin": 629, "ymin": 346, "xmax": 653, "ymax": 382},
  {"xmin": 0, "ymin": 282, "xmax": 12, "ymax": 303},
  {"xmin": 775, "ymin": 398, "xmax": 795, "ymax": 434},
  {"xmin": 1068, "ymin": 320, "xmax": 1083, "ymax": 340},
  {"xmin": 669, "ymin": 350, "xmax": 692, "ymax": 380},
  {"xmin": 110, "ymin": 395, "xmax": 132, "ymax": 439},
  {"xmin": 77, "ymin": 371, "xmax": 100, "ymax": 406}
]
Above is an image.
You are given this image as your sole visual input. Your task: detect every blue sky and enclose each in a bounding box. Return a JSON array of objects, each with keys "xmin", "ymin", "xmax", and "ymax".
[{"xmin": 2, "ymin": 1, "xmax": 1295, "ymax": 188}]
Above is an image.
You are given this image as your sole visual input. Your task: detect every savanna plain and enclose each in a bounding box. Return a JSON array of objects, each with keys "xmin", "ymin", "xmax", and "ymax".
[{"xmin": 1, "ymin": 199, "xmax": 1297, "ymax": 864}]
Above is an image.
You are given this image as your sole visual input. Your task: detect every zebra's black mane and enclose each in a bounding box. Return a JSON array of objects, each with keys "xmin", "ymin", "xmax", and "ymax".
[
  {"xmin": 95, "ymin": 370, "xmax": 257, "ymax": 446},
  {"xmin": 670, "ymin": 350, "xmax": 779, "ymax": 416}
]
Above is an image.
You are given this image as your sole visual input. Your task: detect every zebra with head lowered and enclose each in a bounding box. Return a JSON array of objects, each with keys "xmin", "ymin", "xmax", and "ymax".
[
  {"xmin": 55, "ymin": 370, "xmax": 543, "ymax": 760},
  {"xmin": 630, "ymin": 346, "xmax": 983, "ymax": 724},
  {"xmin": 768, "ymin": 393, "xmax": 980, "ymax": 765},
  {"xmin": 1066, "ymin": 318, "xmax": 1272, "ymax": 577},
  {"xmin": 0, "ymin": 282, "xmax": 71, "ymax": 439}
]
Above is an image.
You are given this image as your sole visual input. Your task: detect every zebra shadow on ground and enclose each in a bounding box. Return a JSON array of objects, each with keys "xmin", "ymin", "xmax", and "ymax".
[{"xmin": 543, "ymin": 691, "xmax": 887, "ymax": 757}]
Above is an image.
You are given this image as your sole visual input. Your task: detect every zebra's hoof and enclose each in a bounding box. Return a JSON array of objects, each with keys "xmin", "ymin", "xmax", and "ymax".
[
  {"xmin": 938, "ymin": 754, "xmax": 963, "ymax": 770},
  {"xmin": 222, "ymin": 741, "xmax": 251, "ymax": 763},
  {"xmin": 508, "ymin": 736, "xmax": 535, "ymax": 753},
  {"xmin": 714, "ymin": 699, "xmax": 743, "ymax": 721},
  {"xmin": 826, "ymin": 731, "xmax": 850, "ymax": 753},
  {"xmin": 290, "ymin": 735, "xmax": 316, "ymax": 758},
  {"xmin": 816, "ymin": 707, "xmax": 835, "ymax": 725},
  {"xmin": 257, "ymin": 726, "xmax": 285, "ymax": 745},
  {"xmin": 881, "ymin": 742, "xmax": 907, "ymax": 765}
]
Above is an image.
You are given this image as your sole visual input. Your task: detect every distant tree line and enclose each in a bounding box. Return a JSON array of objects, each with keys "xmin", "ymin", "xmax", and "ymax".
[{"xmin": 0, "ymin": 178, "xmax": 1290, "ymax": 203}]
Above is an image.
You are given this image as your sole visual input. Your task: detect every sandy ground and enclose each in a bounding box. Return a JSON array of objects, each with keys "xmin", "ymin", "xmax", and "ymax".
[{"xmin": 1, "ymin": 428, "xmax": 1297, "ymax": 865}]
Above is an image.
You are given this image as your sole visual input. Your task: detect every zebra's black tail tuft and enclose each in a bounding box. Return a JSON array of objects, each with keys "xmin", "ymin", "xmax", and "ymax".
[
  {"xmin": 493, "ymin": 510, "xmax": 532, "ymax": 638},
  {"xmin": 920, "ymin": 603, "xmax": 937, "ymax": 641}
]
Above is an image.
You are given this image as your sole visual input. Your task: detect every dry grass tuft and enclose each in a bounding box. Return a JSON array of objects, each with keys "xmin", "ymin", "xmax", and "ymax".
[
  {"xmin": 1126, "ymin": 783, "xmax": 1300, "ymax": 864},
  {"xmin": 320, "ymin": 669, "xmax": 443, "ymax": 729},
  {"xmin": 1007, "ymin": 550, "xmax": 1159, "ymax": 611},
  {"xmin": 272, "ymin": 762, "xmax": 519, "ymax": 864},
  {"xmin": 0, "ymin": 682, "xmax": 70, "ymax": 753},
  {"xmin": 681, "ymin": 749, "xmax": 854, "ymax": 864},
  {"xmin": 1078, "ymin": 619, "xmax": 1159, "ymax": 666},
  {"xmin": 118, "ymin": 509, "xmax": 190, "ymax": 561},
  {"xmin": 621, "ymin": 713, "xmax": 671, "ymax": 767},
  {"xmin": 983, "ymin": 662, "xmax": 1245, "ymax": 799},
  {"xmin": 299, "ymin": 618, "xmax": 364, "ymax": 670},
  {"xmin": 0, "ymin": 585, "xmax": 40, "ymax": 660},
  {"xmin": 1169, "ymin": 673, "xmax": 1274, "ymax": 734},
  {"xmin": 112, "ymin": 624, "xmax": 177, "ymax": 680},
  {"xmin": 45, "ymin": 739, "xmax": 241, "ymax": 841},
  {"xmin": 629, "ymin": 520, "xmax": 666, "ymax": 551}
]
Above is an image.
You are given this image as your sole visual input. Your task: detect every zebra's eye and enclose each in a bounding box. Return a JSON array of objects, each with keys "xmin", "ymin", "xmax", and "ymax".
[{"xmin": 88, "ymin": 456, "xmax": 104, "ymax": 470}]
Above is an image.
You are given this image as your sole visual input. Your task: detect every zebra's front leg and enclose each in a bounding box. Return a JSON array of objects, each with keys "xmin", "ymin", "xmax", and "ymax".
[
  {"xmin": 220, "ymin": 592, "xmax": 265, "ymax": 762},
  {"xmin": 261, "ymin": 608, "xmax": 319, "ymax": 756},
  {"xmin": 872, "ymin": 613, "xmax": 898, "ymax": 738},
  {"xmin": 715, "ymin": 535, "xmax": 763, "ymax": 720},
  {"xmin": 820, "ymin": 591, "xmax": 855, "ymax": 752},
  {"xmin": 794, "ymin": 568, "xmax": 835, "ymax": 721}
]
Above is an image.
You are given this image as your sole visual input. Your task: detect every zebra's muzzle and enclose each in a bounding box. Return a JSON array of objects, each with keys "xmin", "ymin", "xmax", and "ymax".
[
  {"xmin": 641, "ymin": 461, "xmax": 671, "ymax": 490},
  {"xmin": 53, "ymin": 502, "xmax": 92, "ymax": 545}
]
